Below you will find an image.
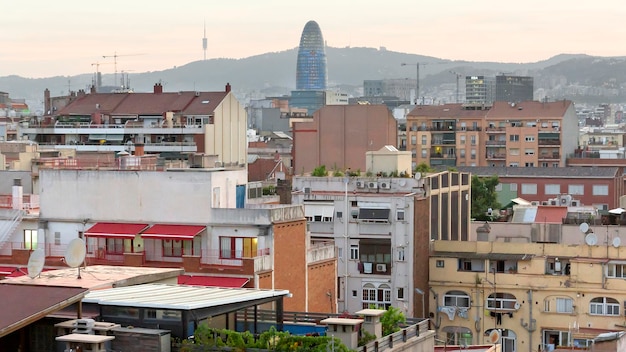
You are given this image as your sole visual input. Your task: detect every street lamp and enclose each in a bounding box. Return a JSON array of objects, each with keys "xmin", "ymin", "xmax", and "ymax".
[
  {"xmin": 415, "ymin": 288, "xmax": 425, "ymax": 319},
  {"xmin": 401, "ymin": 62, "xmax": 419, "ymax": 105}
]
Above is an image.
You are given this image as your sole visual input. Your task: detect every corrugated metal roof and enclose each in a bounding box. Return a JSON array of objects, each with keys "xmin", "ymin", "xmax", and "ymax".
[{"xmin": 82, "ymin": 283, "xmax": 290, "ymax": 310}]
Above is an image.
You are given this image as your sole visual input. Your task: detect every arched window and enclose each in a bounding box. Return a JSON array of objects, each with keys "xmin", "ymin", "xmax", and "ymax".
[
  {"xmin": 443, "ymin": 290, "xmax": 471, "ymax": 308},
  {"xmin": 362, "ymin": 283, "xmax": 391, "ymax": 309},
  {"xmin": 589, "ymin": 297, "xmax": 619, "ymax": 316}
]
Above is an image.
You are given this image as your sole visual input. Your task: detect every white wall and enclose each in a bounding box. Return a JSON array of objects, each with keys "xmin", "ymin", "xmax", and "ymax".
[{"xmin": 39, "ymin": 169, "xmax": 247, "ymax": 224}]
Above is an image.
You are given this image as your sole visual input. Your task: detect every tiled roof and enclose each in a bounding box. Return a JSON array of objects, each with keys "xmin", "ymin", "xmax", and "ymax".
[
  {"xmin": 454, "ymin": 166, "xmax": 619, "ymax": 178},
  {"xmin": 487, "ymin": 100, "xmax": 572, "ymax": 119},
  {"xmin": 56, "ymin": 91, "xmax": 228, "ymax": 116}
]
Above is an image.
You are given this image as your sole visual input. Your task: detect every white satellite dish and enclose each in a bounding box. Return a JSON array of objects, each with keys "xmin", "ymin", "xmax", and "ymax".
[
  {"xmin": 27, "ymin": 249, "xmax": 45, "ymax": 279},
  {"xmin": 585, "ymin": 233, "xmax": 598, "ymax": 246},
  {"xmin": 488, "ymin": 329, "xmax": 501, "ymax": 344},
  {"xmin": 414, "ymin": 172, "xmax": 421, "ymax": 180},
  {"xmin": 613, "ymin": 237, "xmax": 621, "ymax": 248},
  {"xmin": 579, "ymin": 222, "xmax": 589, "ymax": 234},
  {"xmin": 65, "ymin": 238, "xmax": 87, "ymax": 279}
]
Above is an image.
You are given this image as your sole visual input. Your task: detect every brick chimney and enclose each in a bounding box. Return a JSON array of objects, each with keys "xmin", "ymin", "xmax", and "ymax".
[
  {"xmin": 225, "ymin": 82, "xmax": 231, "ymax": 93},
  {"xmin": 134, "ymin": 143, "xmax": 145, "ymax": 156},
  {"xmin": 44, "ymin": 89, "xmax": 51, "ymax": 115},
  {"xmin": 154, "ymin": 83, "xmax": 163, "ymax": 94}
]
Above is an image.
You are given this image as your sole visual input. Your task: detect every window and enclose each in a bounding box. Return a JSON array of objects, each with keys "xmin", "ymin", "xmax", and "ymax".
[
  {"xmin": 460, "ymin": 135, "xmax": 466, "ymax": 145},
  {"xmin": 106, "ymin": 238, "xmax": 124, "ymax": 254},
  {"xmin": 411, "ymin": 135, "xmax": 417, "ymax": 145},
  {"xmin": 593, "ymin": 185, "xmax": 609, "ymax": 196},
  {"xmin": 526, "ymin": 121, "xmax": 537, "ymax": 127},
  {"xmin": 509, "ymin": 162, "xmax": 519, "ymax": 167},
  {"xmin": 350, "ymin": 244, "xmax": 359, "ymax": 260},
  {"xmin": 219, "ymin": 237, "xmax": 258, "ymax": 259},
  {"xmin": 568, "ymin": 184, "xmax": 584, "ymax": 195},
  {"xmin": 436, "ymin": 260, "xmax": 445, "ymax": 268},
  {"xmin": 607, "ymin": 262, "xmax": 626, "ymax": 278},
  {"xmin": 421, "ymin": 149, "xmax": 427, "ymax": 158},
  {"xmin": 458, "ymin": 259, "xmax": 485, "ymax": 272},
  {"xmin": 421, "ymin": 135, "xmax": 427, "ymax": 145},
  {"xmin": 460, "ymin": 149, "xmax": 466, "ymax": 158},
  {"xmin": 509, "ymin": 148, "xmax": 519, "ymax": 156},
  {"xmin": 521, "ymin": 183, "xmax": 537, "ymax": 195},
  {"xmin": 510, "ymin": 134, "xmax": 520, "ymax": 141},
  {"xmin": 396, "ymin": 210, "xmax": 405, "ymax": 221},
  {"xmin": 525, "ymin": 135, "xmax": 535, "ymax": 142},
  {"xmin": 525, "ymin": 162, "xmax": 534, "ymax": 167},
  {"xmin": 552, "ymin": 163, "xmax": 559, "ymax": 167},
  {"xmin": 544, "ymin": 296, "xmax": 574, "ymax": 313},
  {"xmin": 541, "ymin": 162, "xmax": 548, "ymax": 167},
  {"xmin": 362, "ymin": 283, "xmax": 391, "ymax": 309},
  {"xmin": 411, "ymin": 148, "xmax": 417, "ymax": 158},
  {"xmin": 470, "ymin": 135, "xmax": 476, "ymax": 145},
  {"xmin": 24, "ymin": 229, "xmax": 37, "ymax": 250},
  {"xmin": 589, "ymin": 297, "xmax": 620, "ymax": 316},
  {"xmin": 524, "ymin": 149, "xmax": 535, "ymax": 155},
  {"xmin": 486, "ymin": 292, "xmax": 518, "ymax": 310},
  {"xmin": 510, "ymin": 184, "xmax": 518, "ymax": 191},
  {"xmin": 443, "ymin": 290, "xmax": 470, "ymax": 308},
  {"xmin": 397, "ymin": 287, "xmax": 405, "ymax": 300},
  {"xmin": 397, "ymin": 247, "xmax": 405, "ymax": 261},
  {"xmin": 163, "ymin": 239, "xmax": 183, "ymax": 257},
  {"xmin": 545, "ymin": 184, "xmax": 560, "ymax": 195},
  {"xmin": 471, "ymin": 149, "xmax": 476, "ymax": 159}
]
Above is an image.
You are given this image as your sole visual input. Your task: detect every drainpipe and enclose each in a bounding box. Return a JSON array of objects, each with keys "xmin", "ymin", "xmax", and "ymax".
[
  {"xmin": 429, "ymin": 287, "xmax": 441, "ymax": 335},
  {"xmin": 520, "ymin": 289, "xmax": 536, "ymax": 352}
]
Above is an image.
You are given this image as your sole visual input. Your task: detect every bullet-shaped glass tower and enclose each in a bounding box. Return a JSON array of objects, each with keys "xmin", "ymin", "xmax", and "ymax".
[{"xmin": 296, "ymin": 21, "xmax": 327, "ymax": 90}]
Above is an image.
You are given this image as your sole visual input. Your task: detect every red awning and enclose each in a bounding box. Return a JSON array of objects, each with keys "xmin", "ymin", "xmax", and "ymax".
[
  {"xmin": 177, "ymin": 275, "xmax": 249, "ymax": 288},
  {"xmin": 84, "ymin": 222, "xmax": 149, "ymax": 239},
  {"xmin": 141, "ymin": 224, "xmax": 205, "ymax": 240},
  {"xmin": 535, "ymin": 206, "xmax": 568, "ymax": 224}
]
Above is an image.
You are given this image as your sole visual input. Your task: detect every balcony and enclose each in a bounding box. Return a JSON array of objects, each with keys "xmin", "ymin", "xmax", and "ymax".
[
  {"xmin": 486, "ymin": 127, "xmax": 506, "ymax": 133},
  {"xmin": 486, "ymin": 140, "xmax": 506, "ymax": 146},
  {"xmin": 539, "ymin": 153, "xmax": 560, "ymax": 160},
  {"xmin": 538, "ymin": 139, "xmax": 561, "ymax": 146},
  {"xmin": 486, "ymin": 153, "xmax": 506, "ymax": 160}
]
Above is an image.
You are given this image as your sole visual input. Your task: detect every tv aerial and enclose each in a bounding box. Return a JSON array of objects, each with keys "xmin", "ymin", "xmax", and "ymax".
[
  {"xmin": 27, "ymin": 248, "xmax": 45, "ymax": 279},
  {"xmin": 64, "ymin": 238, "xmax": 87, "ymax": 279}
]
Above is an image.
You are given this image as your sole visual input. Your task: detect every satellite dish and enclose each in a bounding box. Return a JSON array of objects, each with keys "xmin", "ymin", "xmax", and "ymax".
[
  {"xmin": 65, "ymin": 238, "xmax": 87, "ymax": 278},
  {"xmin": 579, "ymin": 222, "xmax": 589, "ymax": 234},
  {"xmin": 414, "ymin": 172, "xmax": 421, "ymax": 180},
  {"xmin": 613, "ymin": 237, "xmax": 622, "ymax": 248},
  {"xmin": 514, "ymin": 302, "xmax": 521, "ymax": 310},
  {"xmin": 585, "ymin": 233, "xmax": 598, "ymax": 246},
  {"xmin": 27, "ymin": 249, "xmax": 45, "ymax": 279},
  {"xmin": 488, "ymin": 329, "xmax": 501, "ymax": 344}
]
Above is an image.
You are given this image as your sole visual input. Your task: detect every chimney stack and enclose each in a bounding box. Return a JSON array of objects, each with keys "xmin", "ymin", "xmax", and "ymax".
[
  {"xmin": 225, "ymin": 82, "xmax": 231, "ymax": 93},
  {"xmin": 134, "ymin": 144, "xmax": 145, "ymax": 156},
  {"xmin": 154, "ymin": 83, "xmax": 163, "ymax": 94}
]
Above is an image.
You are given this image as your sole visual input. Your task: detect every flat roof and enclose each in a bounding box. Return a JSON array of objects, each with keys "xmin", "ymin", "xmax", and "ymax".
[
  {"xmin": 56, "ymin": 333, "xmax": 115, "ymax": 343},
  {"xmin": 1, "ymin": 265, "xmax": 183, "ymax": 290},
  {"xmin": 82, "ymin": 283, "xmax": 290, "ymax": 310}
]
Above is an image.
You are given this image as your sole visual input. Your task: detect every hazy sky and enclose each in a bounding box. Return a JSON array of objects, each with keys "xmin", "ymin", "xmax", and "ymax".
[{"xmin": 3, "ymin": 0, "xmax": 625, "ymax": 78}]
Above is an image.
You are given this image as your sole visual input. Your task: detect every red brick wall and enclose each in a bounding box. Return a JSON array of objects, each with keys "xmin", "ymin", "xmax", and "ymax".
[
  {"xmin": 307, "ymin": 259, "xmax": 337, "ymax": 313},
  {"xmin": 273, "ymin": 220, "xmax": 307, "ymax": 312}
]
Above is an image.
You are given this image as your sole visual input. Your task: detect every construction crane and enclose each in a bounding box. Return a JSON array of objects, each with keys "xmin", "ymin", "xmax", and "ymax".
[
  {"xmin": 449, "ymin": 71, "xmax": 464, "ymax": 103},
  {"xmin": 102, "ymin": 52, "xmax": 145, "ymax": 87}
]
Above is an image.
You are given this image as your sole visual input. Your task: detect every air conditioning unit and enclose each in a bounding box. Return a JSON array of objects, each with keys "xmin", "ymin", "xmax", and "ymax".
[
  {"xmin": 380, "ymin": 181, "xmax": 391, "ymax": 190},
  {"xmin": 530, "ymin": 201, "xmax": 540, "ymax": 206},
  {"xmin": 550, "ymin": 200, "xmax": 557, "ymax": 205},
  {"xmin": 368, "ymin": 181, "xmax": 378, "ymax": 189},
  {"xmin": 571, "ymin": 200, "xmax": 579, "ymax": 206},
  {"xmin": 356, "ymin": 181, "xmax": 365, "ymax": 188},
  {"xmin": 541, "ymin": 201, "xmax": 549, "ymax": 205},
  {"xmin": 304, "ymin": 187, "xmax": 311, "ymax": 194},
  {"xmin": 376, "ymin": 264, "xmax": 387, "ymax": 272}
]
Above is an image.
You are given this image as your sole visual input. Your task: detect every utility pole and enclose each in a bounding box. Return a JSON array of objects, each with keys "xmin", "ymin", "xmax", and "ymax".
[{"xmin": 401, "ymin": 62, "xmax": 420, "ymax": 104}]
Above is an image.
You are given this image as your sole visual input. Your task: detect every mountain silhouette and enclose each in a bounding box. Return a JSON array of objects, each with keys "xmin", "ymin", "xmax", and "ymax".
[{"xmin": 0, "ymin": 47, "xmax": 622, "ymax": 110}]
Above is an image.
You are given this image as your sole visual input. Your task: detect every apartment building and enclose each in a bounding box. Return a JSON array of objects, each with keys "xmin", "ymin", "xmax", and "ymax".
[
  {"xmin": 407, "ymin": 100, "xmax": 578, "ymax": 168},
  {"xmin": 430, "ymin": 238, "xmax": 626, "ymax": 352},
  {"xmin": 292, "ymin": 104, "xmax": 398, "ymax": 175},
  {"xmin": 18, "ymin": 83, "xmax": 247, "ymax": 166},
  {"xmin": 291, "ymin": 168, "xmax": 471, "ymax": 319},
  {"xmin": 0, "ymin": 168, "xmax": 336, "ymax": 314}
]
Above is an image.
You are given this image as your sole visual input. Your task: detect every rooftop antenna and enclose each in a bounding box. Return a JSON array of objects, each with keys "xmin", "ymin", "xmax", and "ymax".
[
  {"xmin": 27, "ymin": 248, "xmax": 45, "ymax": 279},
  {"xmin": 64, "ymin": 238, "xmax": 87, "ymax": 279}
]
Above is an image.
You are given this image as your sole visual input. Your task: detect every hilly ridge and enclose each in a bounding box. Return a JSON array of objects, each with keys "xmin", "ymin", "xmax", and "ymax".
[{"xmin": 0, "ymin": 47, "xmax": 623, "ymax": 110}]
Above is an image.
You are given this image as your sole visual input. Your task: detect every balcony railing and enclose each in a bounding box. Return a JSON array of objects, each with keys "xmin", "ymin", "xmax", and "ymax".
[
  {"xmin": 538, "ymin": 139, "xmax": 560, "ymax": 145},
  {"xmin": 0, "ymin": 195, "xmax": 40, "ymax": 210},
  {"xmin": 486, "ymin": 140, "xmax": 506, "ymax": 145}
]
